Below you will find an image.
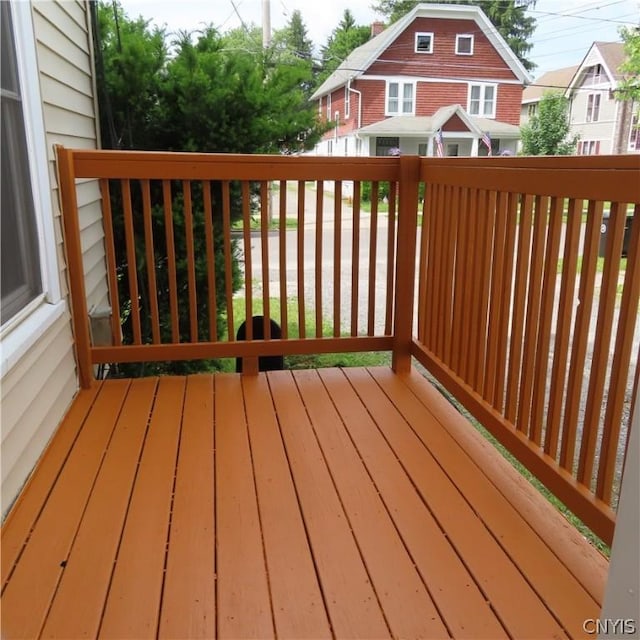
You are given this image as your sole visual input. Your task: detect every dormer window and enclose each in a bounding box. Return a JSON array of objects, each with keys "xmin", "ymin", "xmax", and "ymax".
[
  {"xmin": 415, "ymin": 32, "xmax": 434, "ymax": 54},
  {"xmin": 456, "ymin": 34, "xmax": 474, "ymax": 55},
  {"xmin": 585, "ymin": 64, "xmax": 604, "ymax": 85}
]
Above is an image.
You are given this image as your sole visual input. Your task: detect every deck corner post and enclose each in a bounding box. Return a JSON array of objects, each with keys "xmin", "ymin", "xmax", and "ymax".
[
  {"xmin": 392, "ymin": 155, "xmax": 421, "ymax": 374},
  {"xmin": 56, "ymin": 145, "xmax": 94, "ymax": 389}
]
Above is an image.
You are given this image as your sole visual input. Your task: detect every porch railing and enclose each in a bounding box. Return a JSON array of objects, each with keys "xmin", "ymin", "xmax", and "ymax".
[{"xmin": 56, "ymin": 147, "xmax": 639, "ymax": 546}]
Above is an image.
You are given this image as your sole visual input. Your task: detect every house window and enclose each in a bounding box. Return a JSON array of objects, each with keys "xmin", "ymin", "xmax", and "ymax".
[
  {"xmin": 629, "ymin": 110, "xmax": 639, "ymax": 151},
  {"xmin": 375, "ymin": 136, "xmax": 400, "ymax": 157},
  {"xmin": 344, "ymin": 85, "xmax": 350, "ymax": 119},
  {"xmin": 1, "ymin": 3, "xmax": 43, "ymax": 326},
  {"xmin": 527, "ymin": 103, "xmax": 537, "ymax": 117},
  {"xmin": 586, "ymin": 93, "xmax": 601, "ymax": 122},
  {"xmin": 585, "ymin": 64, "xmax": 604, "ymax": 85},
  {"xmin": 579, "ymin": 140, "xmax": 600, "ymax": 155},
  {"xmin": 318, "ymin": 97, "xmax": 322, "ymax": 115},
  {"xmin": 456, "ymin": 34, "xmax": 474, "ymax": 55},
  {"xmin": 387, "ymin": 81, "xmax": 414, "ymax": 115},
  {"xmin": 326, "ymin": 93, "xmax": 331, "ymax": 119},
  {"xmin": 469, "ymin": 83, "xmax": 496, "ymax": 118},
  {"xmin": 418, "ymin": 143, "xmax": 427, "ymax": 156},
  {"xmin": 447, "ymin": 143, "xmax": 460, "ymax": 156},
  {"xmin": 415, "ymin": 32, "xmax": 433, "ymax": 54}
]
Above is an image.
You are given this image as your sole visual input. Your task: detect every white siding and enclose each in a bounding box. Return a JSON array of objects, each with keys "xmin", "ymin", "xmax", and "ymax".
[{"xmin": 1, "ymin": 1, "xmax": 105, "ymax": 516}]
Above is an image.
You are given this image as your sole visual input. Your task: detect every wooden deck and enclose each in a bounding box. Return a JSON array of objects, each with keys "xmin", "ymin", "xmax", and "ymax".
[{"xmin": 1, "ymin": 367, "xmax": 607, "ymax": 639}]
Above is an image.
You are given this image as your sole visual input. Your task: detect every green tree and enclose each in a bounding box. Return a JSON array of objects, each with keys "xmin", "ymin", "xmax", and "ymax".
[
  {"xmin": 370, "ymin": 0, "xmax": 538, "ymax": 71},
  {"xmin": 95, "ymin": 2, "xmax": 327, "ymax": 373},
  {"xmin": 318, "ymin": 9, "xmax": 371, "ymax": 83},
  {"xmin": 272, "ymin": 9, "xmax": 314, "ymax": 61},
  {"xmin": 617, "ymin": 26, "xmax": 640, "ymax": 102},
  {"xmin": 520, "ymin": 92, "xmax": 579, "ymax": 155}
]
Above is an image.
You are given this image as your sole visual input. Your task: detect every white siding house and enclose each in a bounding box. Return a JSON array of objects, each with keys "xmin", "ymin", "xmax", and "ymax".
[{"xmin": 1, "ymin": 1, "xmax": 105, "ymax": 516}]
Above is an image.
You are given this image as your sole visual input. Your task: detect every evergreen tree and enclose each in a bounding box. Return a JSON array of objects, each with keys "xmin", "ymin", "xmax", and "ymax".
[
  {"xmin": 370, "ymin": 0, "xmax": 538, "ymax": 71},
  {"xmin": 319, "ymin": 9, "xmax": 371, "ymax": 83},
  {"xmin": 520, "ymin": 92, "xmax": 579, "ymax": 155}
]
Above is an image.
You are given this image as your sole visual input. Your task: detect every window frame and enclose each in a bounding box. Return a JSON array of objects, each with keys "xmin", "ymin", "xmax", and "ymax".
[
  {"xmin": 326, "ymin": 92, "xmax": 332, "ymax": 119},
  {"xmin": 386, "ymin": 80, "xmax": 415, "ymax": 116},
  {"xmin": 628, "ymin": 109, "xmax": 639, "ymax": 151},
  {"xmin": 415, "ymin": 32, "xmax": 434, "ymax": 54},
  {"xmin": 468, "ymin": 83, "xmax": 497, "ymax": 118},
  {"xmin": 579, "ymin": 140, "xmax": 600, "ymax": 155},
  {"xmin": 1, "ymin": 2, "xmax": 65, "ymax": 376},
  {"xmin": 455, "ymin": 34, "xmax": 474, "ymax": 55},
  {"xmin": 344, "ymin": 84, "xmax": 350, "ymax": 119},
  {"xmin": 586, "ymin": 93, "xmax": 601, "ymax": 122}
]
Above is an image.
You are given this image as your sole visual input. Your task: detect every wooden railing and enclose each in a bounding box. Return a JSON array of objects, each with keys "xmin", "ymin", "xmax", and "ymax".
[
  {"xmin": 56, "ymin": 148, "xmax": 413, "ymax": 381},
  {"xmin": 412, "ymin": 155, "xmax": 640, "ymax": 545},
  {"xmin": 57, "ymin": 147, "xmax": 639, "ymax": 545}
]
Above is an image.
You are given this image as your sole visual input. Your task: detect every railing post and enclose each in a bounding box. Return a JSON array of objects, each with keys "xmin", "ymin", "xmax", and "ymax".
[
  {"xmin": 56, "ymin": 145, "xmax": 94, "ymax": 388},
  {"xmin": 392, "ymin": 155, "xmax": 421, "ymax": 374}
]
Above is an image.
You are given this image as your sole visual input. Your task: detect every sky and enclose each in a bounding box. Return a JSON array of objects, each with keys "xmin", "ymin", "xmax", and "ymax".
[{"xmin": 118, "ymin": 0, "xmax": 640, "ymax": 78}]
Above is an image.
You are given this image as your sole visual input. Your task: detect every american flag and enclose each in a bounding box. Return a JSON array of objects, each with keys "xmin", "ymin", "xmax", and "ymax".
[
  {"xmin": 434, "ymin": 129, "xmax": 444, "ymax": 157},
  {"xmin": 481, "ymin": 131, "xmax": 492, "ymax": 156}
]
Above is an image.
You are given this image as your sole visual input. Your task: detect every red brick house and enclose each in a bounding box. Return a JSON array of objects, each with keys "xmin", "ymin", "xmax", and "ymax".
[{"xmin": 311, "ymin": 3, "xmax": 532, "ymax": 157}]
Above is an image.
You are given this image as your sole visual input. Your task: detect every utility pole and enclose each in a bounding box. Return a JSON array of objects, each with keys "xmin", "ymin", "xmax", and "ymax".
[{"xmin": 262, "ymin": 0, "xmax": 271, "ymax": 48}]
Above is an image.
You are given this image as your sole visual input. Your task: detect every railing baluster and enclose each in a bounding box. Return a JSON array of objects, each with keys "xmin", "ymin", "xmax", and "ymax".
[
  {"xmin": 334, "ymin": 180, "xmax": 342, "ymax": 337},
  {"xmin": 242, "ymin": 181, "xmax": 253, "ymax": 340},
  {"xmin": 367, "ymin": 182, "xmax": 379, "ymax": 336},
  {"xmin": 530, "ymin": 195, "xmax": 564, "ymax": 446},
  {"xmin": 121, "ymin": 179, "xmax": 142, "ymax": 344},
  {"xmin": 442, "ymin": 185, "xmax": 459, "ymax": 364},
  {"xmin": 545, "ymin": 198, "xmax": 583, "ymax": 458},
  {"xmin": 315, "ymin": 181, "xmax": 324, "ymax": 338},
  {"xmin": 162, "ymin": 180, "xmax": 179, "ymax": 343},
  {"xmin": 203, "ymin": 181, "xmax": 218, "ymax": 342},
  {"xmin": 297, "ymin": 180, "xmax": 305, "ymax": 339},
  {"xmin": 351, "ymin": 181, "xmax": 361, "ymax": 337},
  {"xmin": 516, "ymin": 195, "xmax": 549, "ymax": 435},
  {"xmin": 385, "ymin": 181, "xmax": 397, "ymax": 336},
  {"xmin": 505, "ymin": 193, "xmax": 534, "ymax": 423},
  {"xmin": 435, "ymin": 184, "xmax": 451, "ymax": 359},
  {"xmin": 597, "ymin": 202, "xmax": 640, "ymax": 503},
  {"xmin": 222, "ymin": 180, "xmax": 234, "ymax": 341},
  {"xmin": 450, "ymin": 187, "xmax": 468, "ymax": 374},
  {"xmin": 484, "ymin": 190, "xmax": 508, "ymax": 403},
  {"xmin": 578, "ymin": 201, "xmax": 628, "ymax": 488},
  {"xmin": 183, "ymin": 180, "xmax": 198, "ymax": 342},
  {"xmin": 141, "ymin": 179, "xmax": 160, "ymax": 344},
  {"xmin": 260, "ymin": 181, "xmax": 271, "ymax": 339},
  {"xmin": 279, "ymin": 180, "xmax": 288, "ymax": 339},
  {"xmin": 416, "ymin": 184, "xmax": 430, "ymax": 345},
  {"xmin": 560, "ymin": 200, "xmax": 604, "ymax": 472},
  {"xmin": 99, "ymin": 179, "xmax": 122, "ymax": 346},
  {"xmin": 459, "ymin": 187, "xmax": 475, "ymax": 381}
]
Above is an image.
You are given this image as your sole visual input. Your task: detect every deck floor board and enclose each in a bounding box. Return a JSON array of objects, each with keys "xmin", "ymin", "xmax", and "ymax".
[{"xmin": 1, "ymin": 367, "xmax": 604, "ymax": 639}]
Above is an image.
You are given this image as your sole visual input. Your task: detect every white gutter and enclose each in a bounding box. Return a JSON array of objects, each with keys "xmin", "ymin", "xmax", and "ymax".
[{"xmin": 347, "ymin": 78, "xmax": 362, "ymax": 130}]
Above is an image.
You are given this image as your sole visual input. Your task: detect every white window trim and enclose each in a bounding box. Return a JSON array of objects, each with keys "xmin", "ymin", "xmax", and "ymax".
[
  {"xmin": 628, "ymin": 109, "xmax": 639, "ymax": 151},
  {"xmin": 1, "ymin": 2, "xmax": 66, "ymax": 379},
  {"xmin": 456, "ymin": 34, "xmax": 474, "ymax": 55},
  {"xmin": 385, "ymin": 80, "xmax": 416, "ymax": 116},
  {"xmin": 344, "ymin": 85, "xmax": 350, "ymax": 119},
  {"xmin": 326, "ymin": 93, "xmax": 332, "ymax": 119},
  {"xmin": 468, "ymin": 82, "xmax": 497, "ymax": 119},
  {"xmin": 415, "ymin": 32, "xmax": 434, "ymax": 54},
  {"xmin": 586, "ymin": 92, "xmax": 601, "ymax": 123}
]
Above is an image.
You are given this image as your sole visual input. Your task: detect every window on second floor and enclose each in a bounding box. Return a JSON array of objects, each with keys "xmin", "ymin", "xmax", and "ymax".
[
  {"xmin": 386, "ymin": 81, "xmax": 414, "ymax": 115},
  {"xmin": 344, "ymin": 85, "xmax": 350, "ymax": 119},
  {"xmin": 585, "ymin": 64, "xmax": 604, "ymax": 85},
  {"xmin": 415, "ymin": 32, "xmax": 433, "ymax": 54},
  {"xmin": 527, "ymin": 103, "xmax": 537, "ymax": 117},
  {"xmin": 586, "ymin": 93, "xmax": 601, "ymax": 122},
  {"xmin": 469, "ymin": 83, "xmax": 496, "ymax": 118},
  {"xmin": 456, "ymin": 34, "xmax": 474, "ymax": 55}
]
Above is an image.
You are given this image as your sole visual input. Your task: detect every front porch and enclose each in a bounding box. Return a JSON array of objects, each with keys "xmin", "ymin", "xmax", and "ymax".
[{"xmin": 1, "ymin": 150, "xmax": 638, "ymax": 638}]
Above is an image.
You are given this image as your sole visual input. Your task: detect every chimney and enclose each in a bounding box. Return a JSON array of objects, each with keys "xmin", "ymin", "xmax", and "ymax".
[{"xmin": 371, "ymin": 21, "xmax": 385, "ymax": 37}]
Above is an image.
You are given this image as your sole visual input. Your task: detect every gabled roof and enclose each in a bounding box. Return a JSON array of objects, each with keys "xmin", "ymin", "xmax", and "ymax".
[
  {"xmin": 522, "ymin": 65, "xmax": 578, "ymax": 104},
  {"xmin": 356, "ymin": 104, "xmax": 521, "ymax": 138},
  {"xmin": 311, "ymin": 3, "xmax": 532, "ymax": 100},
  {"xmin": 566, "ymin": 41, "xmax": 625, "ymax": 93}
]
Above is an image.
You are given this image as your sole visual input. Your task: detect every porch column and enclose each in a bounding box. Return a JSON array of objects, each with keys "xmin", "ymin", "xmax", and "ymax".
[
  {"xmin": 427, "ymin": 136, "xmax": 434, "ymax": 156},
  {"xmin": 471, "ymin": 136, "xmax": 479, "ymax": 156}
]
